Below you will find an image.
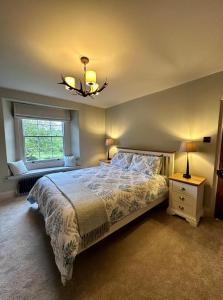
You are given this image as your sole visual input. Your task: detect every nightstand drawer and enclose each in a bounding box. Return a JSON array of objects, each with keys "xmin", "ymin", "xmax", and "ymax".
[
  {"xmin": 172, "ymin": 181, "xmax": 196, "ymax": 198},
  {"xmin": 172, "ymin": 199, "xmax": 194, "ymax": 216},
  {"xmin": 171, "ymin": 191, "xmax": 194, "ymax": 207}
]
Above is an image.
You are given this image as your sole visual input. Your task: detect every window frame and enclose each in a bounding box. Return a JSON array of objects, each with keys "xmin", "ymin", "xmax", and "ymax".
[
  {"xmin": 15, "ymin": 117, "xmax": 71, "ymax": 167},
  {"xmin": 21, "ymin": 118, "xmax": 65, "ymax": 162}
]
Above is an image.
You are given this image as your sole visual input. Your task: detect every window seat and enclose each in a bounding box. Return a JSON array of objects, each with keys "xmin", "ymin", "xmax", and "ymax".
[{"xmin": 7, "ymin": 166, "xmax": 79, "ymax": 181}]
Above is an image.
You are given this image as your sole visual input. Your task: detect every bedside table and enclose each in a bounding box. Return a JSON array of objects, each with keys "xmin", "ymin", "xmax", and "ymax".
[
  {"xmin": 99, "ymin": 159, "xmax": 111, "ymax": 166},
  {"xmin": 167, "ymin": 173, "xmax": 206, "ymax": 227}
]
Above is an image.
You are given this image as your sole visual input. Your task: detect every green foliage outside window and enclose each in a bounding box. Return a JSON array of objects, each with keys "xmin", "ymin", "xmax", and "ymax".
[{"xmin": 22, "ymin": 119, "xmax": 64, "ymax": 161}]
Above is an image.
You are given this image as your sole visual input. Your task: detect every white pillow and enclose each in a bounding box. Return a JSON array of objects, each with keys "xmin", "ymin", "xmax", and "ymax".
[
  {"xmin": 64, "ymin": 155, "xmax": 76, "ymax": 167},
  {"xmin": 128, "ymin": 154, "xmax": 162, "ymax": 175},
  {"xmin": 111, "ymin": 152, "xmax": 133, "ymax": 169},
  {"xmin": 8, "ymin": 160, "xmax": 28, "ymax": 176}
]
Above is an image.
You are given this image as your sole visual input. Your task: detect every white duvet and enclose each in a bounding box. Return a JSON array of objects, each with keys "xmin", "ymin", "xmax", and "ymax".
[{"xmin": 27, "ymin": 164, "xmax": 168, "ymax": 284}]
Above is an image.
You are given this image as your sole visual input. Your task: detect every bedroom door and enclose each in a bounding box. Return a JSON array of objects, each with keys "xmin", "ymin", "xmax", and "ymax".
[{"xmin": 215, "ymin": 133, "xmax": 223, "ymax": 219}]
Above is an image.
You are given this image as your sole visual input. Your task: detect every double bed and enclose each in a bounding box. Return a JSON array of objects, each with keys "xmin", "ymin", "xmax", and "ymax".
[{"xmin": 27, "ymin": 148, "xmax": 175, "ymax": 285}]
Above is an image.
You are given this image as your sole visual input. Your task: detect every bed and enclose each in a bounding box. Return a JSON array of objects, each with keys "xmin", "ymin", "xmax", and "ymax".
[{"xmin": 27, "ymin": 148, "xmax": 175, "ymax": 285}]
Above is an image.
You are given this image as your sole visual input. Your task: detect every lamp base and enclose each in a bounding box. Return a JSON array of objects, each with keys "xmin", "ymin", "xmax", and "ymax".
[
  {"xmin": 107, "ymin": 149, "xmax": 110, "ymax": 161},
  {"xmin": 183, "ymin": 173, "xmax": 191, "ymax": 179}
]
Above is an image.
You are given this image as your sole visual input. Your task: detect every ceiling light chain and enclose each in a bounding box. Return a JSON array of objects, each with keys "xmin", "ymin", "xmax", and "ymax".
[{"xmin": 58, "ymin": 56, "xmax": 108, "ymax": 98}]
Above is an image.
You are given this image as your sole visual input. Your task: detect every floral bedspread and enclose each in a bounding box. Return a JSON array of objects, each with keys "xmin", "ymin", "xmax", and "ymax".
[{"xmin": 27, "ymin": 164, "xmax": 168, "ymax": 284}]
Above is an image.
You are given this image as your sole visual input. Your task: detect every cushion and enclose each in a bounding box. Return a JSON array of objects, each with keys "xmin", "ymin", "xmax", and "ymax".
[
  {"xmin": 8, "ymin": 160, "xmax": 28, "ymax": 176},
  {"xmin": 128, "ymin": 154, "xmax": 162, "ymax": 175},
  {"xmin": 111, "ymin": 152, "xmax": 133, "ymax": 169},
  {"xmin": 64, "ymin": 155, "xmax": 76, "ymax": 167}
]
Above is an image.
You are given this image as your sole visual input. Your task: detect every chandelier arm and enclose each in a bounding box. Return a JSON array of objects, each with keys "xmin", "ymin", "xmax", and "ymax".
[
  {"xmin": 59, "ymin": 75, "xmax": 87, "ymax": 96},
  {"xmin": 98, "ymin": 81, "xmax": 108, "ymax": 92},
  {"xmin": 58, "ymin": 74, "xmax": 66, "ymax": 85},
  {"xmin": 58, "ymin": 75, "xmax": 75, "ymax": 90},
  {"xmin": 87, "ymin": 81, "xmax": 108, "ymax": 96}
]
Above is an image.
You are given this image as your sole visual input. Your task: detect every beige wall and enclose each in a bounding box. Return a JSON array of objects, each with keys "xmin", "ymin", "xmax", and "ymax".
[
  {"xmin": 1, "ymin": 71, "xmax": 223, "ymax": 214},
  {"xmin": 0, "ymin": 87, "xmax": 106, "ymax": 193},
  {"xmin": 106, "ymin": 71, "xmax": 223, "ymax": 214}
]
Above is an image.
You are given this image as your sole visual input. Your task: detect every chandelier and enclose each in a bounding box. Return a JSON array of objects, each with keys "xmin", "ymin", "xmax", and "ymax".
[{"xmin": 59, "ymin": 56, "xmax": 108, "ymax": 98}]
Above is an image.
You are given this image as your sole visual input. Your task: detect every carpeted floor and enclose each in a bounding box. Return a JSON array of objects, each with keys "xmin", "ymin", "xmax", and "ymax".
[{"xmin": 1, "ymin": 197, "xmax": 223, "ymax": 300}]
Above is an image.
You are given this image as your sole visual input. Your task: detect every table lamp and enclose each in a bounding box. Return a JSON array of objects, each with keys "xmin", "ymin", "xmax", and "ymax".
[{"xmin": 179, "ymin": 141, "xmax": 197, "ymax": 178}]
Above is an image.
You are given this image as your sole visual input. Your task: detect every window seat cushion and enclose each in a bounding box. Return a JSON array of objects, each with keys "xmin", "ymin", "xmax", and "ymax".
[{"xmin": 7, "ymin": 166, "xmax": 78, "ymax": 180}]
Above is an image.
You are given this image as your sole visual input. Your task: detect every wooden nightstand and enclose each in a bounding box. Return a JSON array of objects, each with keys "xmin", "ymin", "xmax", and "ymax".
[
  {"xmin": 99, "ymin": 159, "xmax": 111, "ymax": 166},
  {"xmin": 167, "ymin": 173, "xmax": 206, "ymax": 227}
]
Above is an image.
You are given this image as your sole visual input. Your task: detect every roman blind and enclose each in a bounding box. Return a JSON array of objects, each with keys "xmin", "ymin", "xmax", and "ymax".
[{"xmin": 13, "ymin": 102, "xmax": 71, "ymax": 121}]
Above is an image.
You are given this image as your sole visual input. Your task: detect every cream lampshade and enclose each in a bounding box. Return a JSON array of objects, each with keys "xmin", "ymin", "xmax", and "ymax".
[
  {"xmin": 105, "ymin": 138, "xmax": 114, "ymax": 160},
  {"xmin": 64, "ymin": 76, "xmax": 75, "ymax": 89},
  {"xmin": 179, "ymin": 141, "xmax": 197, "ymax": 178},
  {"xmin": 86, "ymin": 70, "xmax": 96, "ymax": 86},
  {"xmin": 90, "ymin": 83, "xmax": 99, "ymax": 93}
]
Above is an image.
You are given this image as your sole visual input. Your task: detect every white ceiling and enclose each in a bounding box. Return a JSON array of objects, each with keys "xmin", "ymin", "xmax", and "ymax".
[{"xmin": 1, "ymin": 0, "xmax": 223, "ymax": 108}]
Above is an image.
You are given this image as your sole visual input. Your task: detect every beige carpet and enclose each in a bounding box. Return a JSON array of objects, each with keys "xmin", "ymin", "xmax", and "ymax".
[{"xmin": 1, "ymin": 197, "xmax": 223, "ymax": 300}]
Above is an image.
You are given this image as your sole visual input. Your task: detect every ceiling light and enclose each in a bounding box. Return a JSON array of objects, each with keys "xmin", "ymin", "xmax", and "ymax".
[{"xmin": 59, "ymin": 56, "xmax": 108, "ymax": 98}]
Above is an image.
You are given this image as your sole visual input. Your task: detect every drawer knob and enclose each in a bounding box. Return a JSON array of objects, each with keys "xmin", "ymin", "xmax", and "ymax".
[
  {"xmin": 179, "ymin": 196, "xmax": 185, "ymax": 201},
  {"xmin": 181, "ymin": 187, "xmax": 186, "ymax": 191},
  {"xmin": 179, "ymin": 205, "xmax": 184, "ymax": 210}
]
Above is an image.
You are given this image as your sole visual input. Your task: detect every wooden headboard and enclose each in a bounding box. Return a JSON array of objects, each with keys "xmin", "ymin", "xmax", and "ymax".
[{"xmin": 117, "ymin": 148, "xmax": 175, "ymax": 177}]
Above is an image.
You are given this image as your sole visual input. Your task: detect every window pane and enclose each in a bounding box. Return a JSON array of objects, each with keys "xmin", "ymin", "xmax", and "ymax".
[
  {"xmin": 52, "ymin": 137, "xmax": 63, "ymax": 148},
  {"xmin": 38, "ymin": 120, "xmax": 50, "ymax": 126},
  {"xmin": 24, "ymin": 137, "xmax": 39, "ymax": 161},
  {"xmin": 23, "ymin": 119, "xmax": 37, "ymax": 126},
  {"xmin": 39, "ymin": 149, "xmax": 52, "ymax": 160},
  {"xmin": 25, "ymin": 149, "xmax": 39, "ymax": 161},
  {"xmin": 38, "ymin": 124, "xmax": 51, "ymax": 136},
  {"xmin": 51, "ymin": 125, "xmax": 63, "ymax": 136},
  {"xmin": 23, "ymin": 119, "xmax": 38, "ymax": 136},
  {"xmin": 52, "ymin": 137, "xmax": 64, "ymax": 158},
  {"xmin": 39, "ymin": 137, "xmax": 51, "ymax": 149},
  {"xmin": 52, "ymin": 149, "xmax": 63, "ymax": 158},
  {"xmin": 52, "ymin": 121, "xmax": 62, "ymax": 125},
  {"xmin": 24, "ymin": 137, "xmax": 39, "ymax": 149}
]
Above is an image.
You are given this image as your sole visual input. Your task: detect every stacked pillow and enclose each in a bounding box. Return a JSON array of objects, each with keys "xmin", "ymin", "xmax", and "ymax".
[
  {"xmin": 111, "ymin": 152, "xmax": 162, "ymax": 176},
  {"xmin": 111, "ymin": 152, "xmax": 133, "ymax": 169},
  {"xmin": 128, "ymin": 154, "xmax": 162, "ymax": 176}
]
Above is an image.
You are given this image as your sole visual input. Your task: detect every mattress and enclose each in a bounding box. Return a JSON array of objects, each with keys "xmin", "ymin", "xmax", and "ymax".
[{"xmin": 27, "ymin": 164, "xmax": 168, "ymax": 284}]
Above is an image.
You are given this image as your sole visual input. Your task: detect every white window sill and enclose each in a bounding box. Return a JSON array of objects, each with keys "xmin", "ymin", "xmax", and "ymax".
[{"xmin": 7, "ymin": 166, "xmax": 80, "ymax": 180}]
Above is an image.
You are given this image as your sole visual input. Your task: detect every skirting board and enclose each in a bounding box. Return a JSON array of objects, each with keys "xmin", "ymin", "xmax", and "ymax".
[{"xmin": 0, "ymin": 190, "xmax": 16, "ymax": 201}]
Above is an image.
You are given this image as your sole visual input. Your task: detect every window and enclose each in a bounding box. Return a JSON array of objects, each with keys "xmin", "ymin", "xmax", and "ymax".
[{"xmin": 22, "ymin": 118, "xmax": 64, "ymax": 161}]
